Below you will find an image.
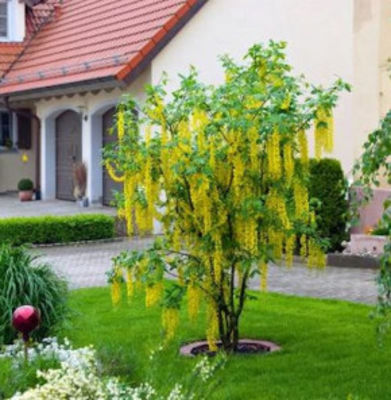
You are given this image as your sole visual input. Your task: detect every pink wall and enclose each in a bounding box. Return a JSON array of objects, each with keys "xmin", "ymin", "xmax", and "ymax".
[{"xmin": 351, "ymin": 188, "xmax": 391, "ymax": 233}]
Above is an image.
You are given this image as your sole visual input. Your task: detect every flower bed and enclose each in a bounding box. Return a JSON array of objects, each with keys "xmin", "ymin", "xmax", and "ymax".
[{"xmin": 0, "ymin": 337, "xmax": 222, "ymax": 400}]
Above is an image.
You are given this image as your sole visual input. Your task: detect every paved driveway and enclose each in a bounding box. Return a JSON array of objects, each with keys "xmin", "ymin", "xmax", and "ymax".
[
  {"xmin": 0, "ymin": 193, "xmax": 115, "ymax": 218},
  {"xmin": 35, "ymin": 238, "xmax": 378, "ymax": 305}
]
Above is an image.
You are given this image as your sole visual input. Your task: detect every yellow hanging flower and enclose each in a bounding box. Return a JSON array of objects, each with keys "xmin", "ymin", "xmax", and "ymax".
[
  {"xmin": 111, "ymin": 266, "xmax": 122, "ymax": 307},
  {"xmin": 298, "ymin": 129, "xmax": 309, "ymax": 168},
  {"xmin": 293, "ymin": 179, "xmax": 309, "ymax": 222},
  {"xmin": 266, "ymin": 130, "xmax": 281, "ymax": 179},
  {"xmin": 177, "ymin": 266, "xmax": 185, "ymax": 286},
  {"xmin": 280, "ymin": 94, "xmax": 291, "ymax": 110},
  {"xmin": 145, "ymin": 282, "xmax": 164, "ymax": 308},
  {"xmin": 187, "ymin": 282, "xmax": 201, "ymax": 322},
  {"xmin": 213, "ymin": 234, "xmax": 223, "ymax": 281},
  {"xmin": 172, "ymin": 225, "xmax": 181, "ymax": 252},
  {"xmin": 324, "ymin": 113, "xmax": 334, "ymax": 153},
  {"xmin": 162, "ymin": 308, "xmax": 180, "ymax": 342},
  {"xmin": 314, "ymin": 107, "xmax": 334, "ymax": 159},
  {"xmin": 117, "ymin": 109, "xmax": 125, "ymax": 142},
  {"xmin": 105, "ymin": 163, "xmax": 125, "ymax": 183},
  {"xmin": 259, "ymin": 261, "xmax": 268, "ymax": 292},
  {"xmin": 283, "ymin": 142, "xmax": 294, "ymax": 184},
  {"xmin": 206, "ymin": 301, "xmax": 219, "ymax": 352},
  {"xmin": 111, "ymin": 281, "xmax": 121, "ymax": 307},
  {"xmin": 249, "ymin": 127, "xmax": 259, "ymax": 172}
]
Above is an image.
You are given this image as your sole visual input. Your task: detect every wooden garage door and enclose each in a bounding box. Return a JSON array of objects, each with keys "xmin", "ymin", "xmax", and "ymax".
[
  {"xmin": 56, "ymin": 110, "xmax": 82, "ymax": 201},
  {"xmin": 103, "ymin": 108, "xmax": 123, "ymax": 206}
]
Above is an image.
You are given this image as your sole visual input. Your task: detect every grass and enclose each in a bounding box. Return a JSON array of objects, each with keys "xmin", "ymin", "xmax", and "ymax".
[
  {"xmin": 0, "ymin": 356, "xmax": 59, "ymax": 399},
  {"xmin": 55, "ymin": 286, "xmax": 391, "ymax": 400}
]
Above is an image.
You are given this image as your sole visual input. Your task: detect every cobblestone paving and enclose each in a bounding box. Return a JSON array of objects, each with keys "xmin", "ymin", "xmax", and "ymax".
[
  {"xmin": 35, "ymin": 238, "xmax": 378, "ymax": 304},
  {"xmin": 35, "ymin": 239, "xmax": 153, "ymax": 289}
]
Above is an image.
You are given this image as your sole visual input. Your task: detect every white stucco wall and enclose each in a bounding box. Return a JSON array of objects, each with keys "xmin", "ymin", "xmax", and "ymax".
[
  {"xmin": 152, "ymin": 0, "xmax": 355, "ymax": 172},
  {"xmin": 35, "ymin": 67, "xmax": 151, "ymax": 202},
  {"xmin": 353, "ymin": 0, "xmax": 381, "ymax": 166}
]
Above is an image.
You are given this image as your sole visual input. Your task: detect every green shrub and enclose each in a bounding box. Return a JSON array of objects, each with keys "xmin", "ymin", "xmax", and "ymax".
[
  {"xmin": 309, "ymin": 158, "xmax": 349, "ymax": 252},
  {"xmin": 17, "ymin": 179, "xmax": 34, "ymax": 191},
  {"xmin": 0, "ymin": 244, "xmax": 68, "ymax": 345},
  {"xmin": 0, "ymin": 214, "xmax": 115, "ymax": 245}
]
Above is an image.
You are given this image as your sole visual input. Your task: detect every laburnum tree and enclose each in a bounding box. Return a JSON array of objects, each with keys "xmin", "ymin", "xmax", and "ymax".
[{"xmin": 104, "ymin": 41, "xmax": 349, "ymax": 352}]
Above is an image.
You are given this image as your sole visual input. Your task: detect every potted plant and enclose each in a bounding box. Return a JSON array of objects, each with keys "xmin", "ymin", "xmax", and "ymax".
[
  {"xmin": 17, "ymin": 179, "xmax": 34, "ymax": 202},
  {"xmin": 73, "ymin": 162, "xmax": 88, "ymax": 207}
]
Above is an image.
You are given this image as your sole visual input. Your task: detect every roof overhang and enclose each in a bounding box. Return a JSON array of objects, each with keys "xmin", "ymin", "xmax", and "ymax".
[{"xmin": 2, "ymin": 76, "xmax": 123, "ymax": 102}]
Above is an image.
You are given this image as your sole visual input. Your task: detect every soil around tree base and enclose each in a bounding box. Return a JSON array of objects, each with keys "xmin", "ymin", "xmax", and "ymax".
[{"xmin": 180, "ymin": 339, "xmax": 281, "ymax": 357}]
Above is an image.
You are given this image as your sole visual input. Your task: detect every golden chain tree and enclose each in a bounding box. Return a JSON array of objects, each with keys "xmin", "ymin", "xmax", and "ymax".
[{"xmin": 105, "ymin": 41, "xmax": 349, "ymax": 352}]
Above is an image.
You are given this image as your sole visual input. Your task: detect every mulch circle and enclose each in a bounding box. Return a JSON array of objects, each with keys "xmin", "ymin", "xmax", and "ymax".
[{"xmin": 180, "ymin": 339, "xmax": 281, "ymax": 357}]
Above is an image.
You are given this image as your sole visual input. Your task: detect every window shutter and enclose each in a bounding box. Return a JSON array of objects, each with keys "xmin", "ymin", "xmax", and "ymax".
[
  {"xmin": 17, "ymin": 111, "xmax": 32, "ymax": 150},
  {"xmin": 0, "ymin": 2, "xmax": 7, "ymax": 37}
]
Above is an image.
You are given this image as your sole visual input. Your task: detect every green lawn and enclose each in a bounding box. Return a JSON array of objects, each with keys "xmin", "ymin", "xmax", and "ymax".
[{"xmin": 57, "ymin": 287, "xmax": 391, "ymax": 400}]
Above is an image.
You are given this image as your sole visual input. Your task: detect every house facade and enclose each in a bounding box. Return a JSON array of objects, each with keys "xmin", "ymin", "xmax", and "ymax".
[{"xmin": 0, "ymin": 0, "xmax": 390, "ymax": 207}]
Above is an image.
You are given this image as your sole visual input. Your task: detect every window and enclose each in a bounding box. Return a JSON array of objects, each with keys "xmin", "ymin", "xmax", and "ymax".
[
  {"xmin": 0, "ymin": 111, "xmax": 12, "ymax": 148},
  {"xmin": 0, "ymin": 1, "xmax": 7, "ymax": 38}
]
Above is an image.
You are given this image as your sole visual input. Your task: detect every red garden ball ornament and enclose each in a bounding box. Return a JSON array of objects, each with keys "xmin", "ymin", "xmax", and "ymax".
[{"xmin": 12, "ymin": 306, "xmax": 41, "ymax": 342}]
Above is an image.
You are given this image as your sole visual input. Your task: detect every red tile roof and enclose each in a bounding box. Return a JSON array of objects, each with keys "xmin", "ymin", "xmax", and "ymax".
[
  {"xmin": 0, "ymin": 0, "xmax": 59, "ymax": 78},
  {"xmin": 0, "ymin": 43, "xmax": 24, "ymax": 76},
  {"xmin": 0, "ymin": 0, "xmax": 206, "ymax": 97}
]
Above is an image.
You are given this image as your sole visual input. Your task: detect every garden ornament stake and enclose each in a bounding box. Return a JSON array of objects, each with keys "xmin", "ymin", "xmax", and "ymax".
[{"xmin": 12, "ymin": 306, "xmax": 41, "ymax": 362}]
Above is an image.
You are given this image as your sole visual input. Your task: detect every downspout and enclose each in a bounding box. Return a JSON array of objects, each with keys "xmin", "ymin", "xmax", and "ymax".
[{"xmin": 3, "ymin": 96, "xmax": 41, "ymax": 200}]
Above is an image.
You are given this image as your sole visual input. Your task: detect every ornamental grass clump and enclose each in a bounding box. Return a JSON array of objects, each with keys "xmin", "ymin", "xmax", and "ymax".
[
  {"xmin": 105, "ymin": 41, "xmax": 349, "ymax": 352},
  {"xmin": 0, "ymin": 244, "xmax": 68, "ymax": 345}
]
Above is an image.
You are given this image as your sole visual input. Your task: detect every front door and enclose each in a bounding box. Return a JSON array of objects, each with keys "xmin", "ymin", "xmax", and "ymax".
[
  {"xmin": 55, "ymin": 110, "xmax": 82, "ymax": 201},
  {"xmin": 102, "ymin": 108, "xmax": 122, "ymax": 206}
]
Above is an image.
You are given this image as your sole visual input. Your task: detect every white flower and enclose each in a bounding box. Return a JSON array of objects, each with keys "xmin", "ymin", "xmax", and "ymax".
[{"xmin": 167, "ymin": 384, "xmax": 185, "ymax": 400}]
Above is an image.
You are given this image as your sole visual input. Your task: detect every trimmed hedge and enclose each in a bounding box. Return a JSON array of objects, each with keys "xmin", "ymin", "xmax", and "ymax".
[
  {"xmin": 309, "ymin": 158, "xmax": 349, "ymax": 252},
  {"xmin": 0, "ymin": 214, "xmax": 115, "ymax": 245}
]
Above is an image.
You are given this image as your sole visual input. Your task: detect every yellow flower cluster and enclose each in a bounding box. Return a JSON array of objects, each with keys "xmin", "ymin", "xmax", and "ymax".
[
  {"xmin": 117, "ymin": 109, "xmax": 125, "ymax": 142},
  {"xmin": 283, "ymin": 143, "xmax": 294, "ymax": 184},
  {"xmin": 162, "ymin": 308, "xmax": 180, "ymax": 342},
  {"xmin": 213, "ymin": 234, "xmax": 223, "ymax": 280},
  {"xmin": 293, "ymin": 179, "xmax": 309, "ymax": 222},
  {"xmin": 307, "ymin": 238, "xmax": 326, "ymax": 268},
  {"xmin": 110, "ymin": 266, "xmax": 122, "ymax": 307},
  {"xmin": 315, "ymin": 107, "xmax": 334, "ymax": 159},
  {"xmin": 145, "ymin": 282, "xmax": 163, "ymax": 308},
  {"xmin": 298, "ymin": 130, "xmax": 309, "ymax": 168},
  {"xmin": 280, "ymin": 94, "xmax": 291, "ymax": 110},
  {"xmin": 266, "ymin": 130, "xmax": 281, "ymax": 179},
  {"xmin": 187, "ymin": 281, "xmax": 201, "ymax": 322},
  {"xmin": 267, "ymin": 188, "xmax": 289, "ymax": 228},
  {"xmin": 105, "ymin": 163, "xmax": 125, "ymax": 183},
  {"xmin": 259, "ymin": 260, "xmax": 268, "ymax": 292},
  {"xmin": 206, "ymin": 302, "xmax": 219, "ymax": 352},
  {"xmin": 249, "ymin": 127, "xmax": 259, "ymax": 172}
]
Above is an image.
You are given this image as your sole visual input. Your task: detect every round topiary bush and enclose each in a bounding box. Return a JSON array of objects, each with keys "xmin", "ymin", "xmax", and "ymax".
[
  {"xmin": 0, "ymin": 244, "xmax": 68, "ymax": 345},
  {"xmin": 17, "ymin": 179, "xmax": 34, "ymax": 191}
]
